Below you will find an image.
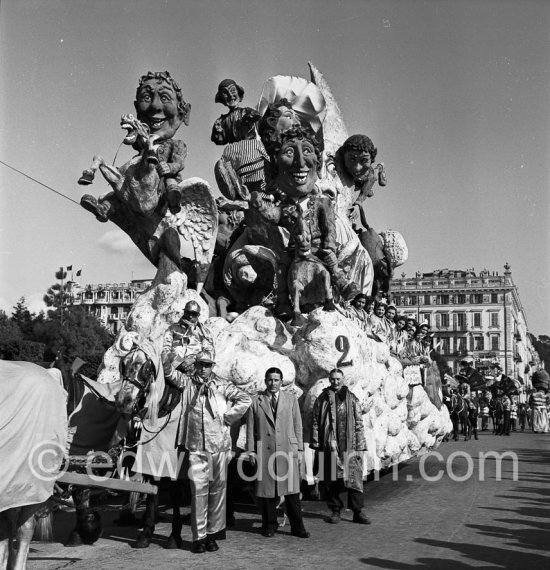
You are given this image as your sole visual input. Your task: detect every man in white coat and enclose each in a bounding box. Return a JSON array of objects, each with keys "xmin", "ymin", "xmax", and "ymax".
[
  {"xmin": 246, "ymin": 367, "xmax": 310, "ymax": 538},
  {"xmin": 171, "ymin": 350, "xmax": 251, "ymax": 553}
]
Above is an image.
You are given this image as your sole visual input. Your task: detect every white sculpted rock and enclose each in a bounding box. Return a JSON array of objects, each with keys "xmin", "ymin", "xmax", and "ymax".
[{"xmin": 212, "ymin": 307, "xmax": 451, "ymax": 474}]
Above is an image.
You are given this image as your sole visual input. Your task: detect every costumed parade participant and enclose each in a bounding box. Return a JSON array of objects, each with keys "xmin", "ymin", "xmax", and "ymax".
[
  {"xmin": 162, "ymin": 300, "xmax": 214, "ymax": 380},
  {"xmin": 168, "ymin": 350, "xmax": 251, "ymax": 553},
  {"xmin": 530, "ymin": 370, "xmax": 550, "ymax": 433}
]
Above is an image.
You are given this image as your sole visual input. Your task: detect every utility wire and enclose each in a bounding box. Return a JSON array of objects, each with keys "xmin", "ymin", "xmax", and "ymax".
[{"xmin": 0, "ymin": 159, "xmax": 81, "ymax": 206}]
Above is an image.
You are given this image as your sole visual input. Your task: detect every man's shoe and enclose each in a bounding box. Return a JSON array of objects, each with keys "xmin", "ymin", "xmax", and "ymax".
[
  {"xmin": 353, "ymin": 512, "xmax": 372, "ymax": 525},
  {"xmin": 290, "ymin": 528, "xmax": 310, "ymax": 538},
  {"xmin": 191, "ymin": 540, "xmax": 206, "ymax": 554},
  {"xmin": 205, "ymin": 537, "xmax": 219, "ymax": 552},
  {"xmin": 328, "ymin": 511, "xmax": 341, "ymax": 524},
  {"xmin": 261, "ymin": 528, "xmax": 276, "ymax": 537},
  {"xmin": 164, "ymin": 534, "xmax": 183, "ymax": 549}
]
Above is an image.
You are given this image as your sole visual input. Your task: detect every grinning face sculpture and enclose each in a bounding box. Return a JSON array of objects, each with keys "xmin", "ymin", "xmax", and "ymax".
[
  {"xmin": 219, "ymin": 83, "xmax": 240, "ymax": 109},
  {"xmin": 275, "ymin": 133, "xmax": 320, "ymax": 200},
  {"xmin": 134, "ymin": 75, "xmax": 186, "ymax": 141}
]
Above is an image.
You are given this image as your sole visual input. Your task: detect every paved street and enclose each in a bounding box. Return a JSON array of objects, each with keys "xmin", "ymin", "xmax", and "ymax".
[{"xmin": 29, "ymin": 431, "xmax": 550, "ymax": 570}]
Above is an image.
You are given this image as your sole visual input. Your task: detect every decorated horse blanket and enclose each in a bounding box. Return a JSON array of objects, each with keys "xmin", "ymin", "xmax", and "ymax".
[{"xmin": 0, "ymin": 361, "xmax": 67, "ymax": 512}]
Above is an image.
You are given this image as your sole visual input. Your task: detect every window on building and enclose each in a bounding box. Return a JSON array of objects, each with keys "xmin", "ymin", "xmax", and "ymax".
[
  {"xmin": 455, "ymin": 313, "xmax": 466, "ymax": 330},
  {"xmin": 440, "ymin": 313, "xmax": 450, "ymax": 328},
  {"xmin": 420, "ymin": 314, "xmax": 431, "ymax": 327},
  {"xmin": 490, "ymin": 313, "xmax": 499, "ymax": 327},
  {"xmin": 491, "ymin": 293, "xmax": 498, "ymax": 303},
  {"xmin": 473, "ymin": 312, "xmax": 482, "ymax": 327},
  {"xmin": 110, "ymin": 306, "xmax": 118, "ymax": 315},
  {"xmin": 491, "ymin": 335, "xmax": 500, "ymax": 351},
  {"xmin": 409, "ymin": 296, "xmax": 417, "ymax": 305},
  {"xmin": 439, "ymin": 294, "xmax": 449, "ymax": 305},
  {"xmin": 472, "ymin": 294, "xmax": 483, "ymax": 304},
  {"xmin": 474, "ymin": 336, "xmax": 484, "ymax": 351},
  {"xmin": 456, "ymin": 294, "xmax": 466, "ymax": 304},
  {"xmin": 424, "ymin": 295, "xmax": 431, "ymax": 305},
  {"xmin": 456, "ymin": 337, "xmax": 467, "ymax": 355},
  {"xmin": 441, "ymin": 337, "xmax": 450, "ymax": 355}
]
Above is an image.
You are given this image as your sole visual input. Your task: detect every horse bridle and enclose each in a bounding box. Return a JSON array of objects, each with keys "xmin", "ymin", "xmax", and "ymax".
[{"xmin": 119, "ymin": 346, "xmax": 156, "ymax": 411}]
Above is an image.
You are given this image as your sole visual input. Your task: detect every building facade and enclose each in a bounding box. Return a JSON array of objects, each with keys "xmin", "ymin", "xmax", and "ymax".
[
  {"xmin": 69, "ymin": 279, "xmax": 153, "ymax": 334},
  {"xmin": 391, "ymin": 264, "xmax": 539, "ymax": 389}
]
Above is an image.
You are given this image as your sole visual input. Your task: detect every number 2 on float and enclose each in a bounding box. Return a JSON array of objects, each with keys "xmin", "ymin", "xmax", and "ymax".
[{"xmin": 335, "ymin": 335, "xmax": 353, "ymax": 367}]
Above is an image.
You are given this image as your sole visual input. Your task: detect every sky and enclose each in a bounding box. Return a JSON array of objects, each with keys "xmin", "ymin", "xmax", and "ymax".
[{"xmin": 0, "ymin": 0, "xmax": 549, "ymax": 335}]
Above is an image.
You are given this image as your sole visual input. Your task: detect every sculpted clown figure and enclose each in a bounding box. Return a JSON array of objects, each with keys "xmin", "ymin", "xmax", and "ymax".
[{"xmin": 211, "ymin": 79, "xmax": 260, "ymax": 146}]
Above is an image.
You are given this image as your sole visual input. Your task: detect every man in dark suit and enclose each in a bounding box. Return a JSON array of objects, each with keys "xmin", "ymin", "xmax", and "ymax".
[{"xmin": 246, "ymin": 367, "xmax": 310, "ymax": 538}]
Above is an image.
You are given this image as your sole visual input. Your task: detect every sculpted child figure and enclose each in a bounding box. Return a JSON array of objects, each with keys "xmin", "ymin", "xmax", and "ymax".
[
  {"xmin": 211, "ymin": 79, "xmax": 261, "ymax": 145},
  {"xmin": 333, "ymin": 134, "xmax": 386, "ymax": 210}
]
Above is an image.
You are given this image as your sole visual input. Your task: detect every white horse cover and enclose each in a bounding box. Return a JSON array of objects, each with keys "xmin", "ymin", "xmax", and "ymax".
[{"xmin": 0, "ymin": 361, "xmax": 67, "ymax": 512}]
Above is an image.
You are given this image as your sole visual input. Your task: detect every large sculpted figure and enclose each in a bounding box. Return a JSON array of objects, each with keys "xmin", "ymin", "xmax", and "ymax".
[
  {"xmin": 272, "ymin": 127, "xmax": 358, "ymax": 318},
  {"xmin": 77, "ymin": 71, "xmax": 217, "ymax": 291}
]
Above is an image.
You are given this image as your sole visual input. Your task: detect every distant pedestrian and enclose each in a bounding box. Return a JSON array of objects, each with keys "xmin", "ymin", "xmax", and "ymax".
[
  {"xmin": 499, "ymin": 392, "xmax": 511, "ymax": 436},
  {"xmin": 510, "ymin": 399, "xmax": 518, "ymax": 432},
  {"xmin": 518, "ymin": 403, "xmax": 528, "ymax": 432}
]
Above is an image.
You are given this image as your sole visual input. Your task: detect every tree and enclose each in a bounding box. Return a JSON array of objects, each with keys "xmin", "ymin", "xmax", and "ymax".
[
  {"xmin": 533, "ymin": 335, "xmax": 550, "ymax": 372},
  {"xmin": 11, "ymin": 297, "xmax": 35, "ymax": 337},
  {"xmin": 0, "ymin": 310, "xmax": 45, "ymax": 362},
  {"xmin": 34, "ymin": 305, "xmax": 113, "ymax": 363}
]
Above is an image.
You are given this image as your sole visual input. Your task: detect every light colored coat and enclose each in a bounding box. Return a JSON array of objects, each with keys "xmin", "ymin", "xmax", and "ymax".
[
  {"xmin": 246, "ymin": 390, "xmax": 303, "ymax": 498},
  {"xmin": 176, "ymin": 372, "xmax": 251, "ymax": 453}
]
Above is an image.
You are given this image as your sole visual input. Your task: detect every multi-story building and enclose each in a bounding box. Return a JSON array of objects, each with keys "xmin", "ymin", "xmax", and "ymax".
[
  {"xmin": 391, "ymin": 264, "xmax": 539, "ymax": 389},
  {"xmin": 69, "ymin": 279, "xmax": 153, "ymax": 334}
]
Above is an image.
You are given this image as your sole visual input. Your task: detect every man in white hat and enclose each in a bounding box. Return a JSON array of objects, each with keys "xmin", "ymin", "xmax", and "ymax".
[{"xmin": 171, "ymin": 350, "xmax": 251, "ymax": 554}]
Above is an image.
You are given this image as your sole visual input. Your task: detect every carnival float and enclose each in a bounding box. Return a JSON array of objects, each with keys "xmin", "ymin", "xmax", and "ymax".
[
  {"xmin": 1, "ymin": 62, "xmax": 453, "ymax": 564},
  {"xmin": 79, "ymin": 62, "xmax": 451, "ymax": 471}
]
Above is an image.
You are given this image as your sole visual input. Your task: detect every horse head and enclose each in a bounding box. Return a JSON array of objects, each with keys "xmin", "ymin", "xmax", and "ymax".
[{"xmin": 115, "ymin": 335, "xmax": 158, "ymax": 416}]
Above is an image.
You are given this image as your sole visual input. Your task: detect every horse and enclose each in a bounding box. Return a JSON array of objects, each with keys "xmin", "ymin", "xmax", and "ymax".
[
  {"xmin": 114, "ymin": 340, "xmax": 188, "ymax": 549},
  {"xmin": 0, "ymin": 361, "xmax": 67, "ymax": 570},
  {"xmin": 450, "ymin": 393, "xmax": 471, "ymax": 441}
]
